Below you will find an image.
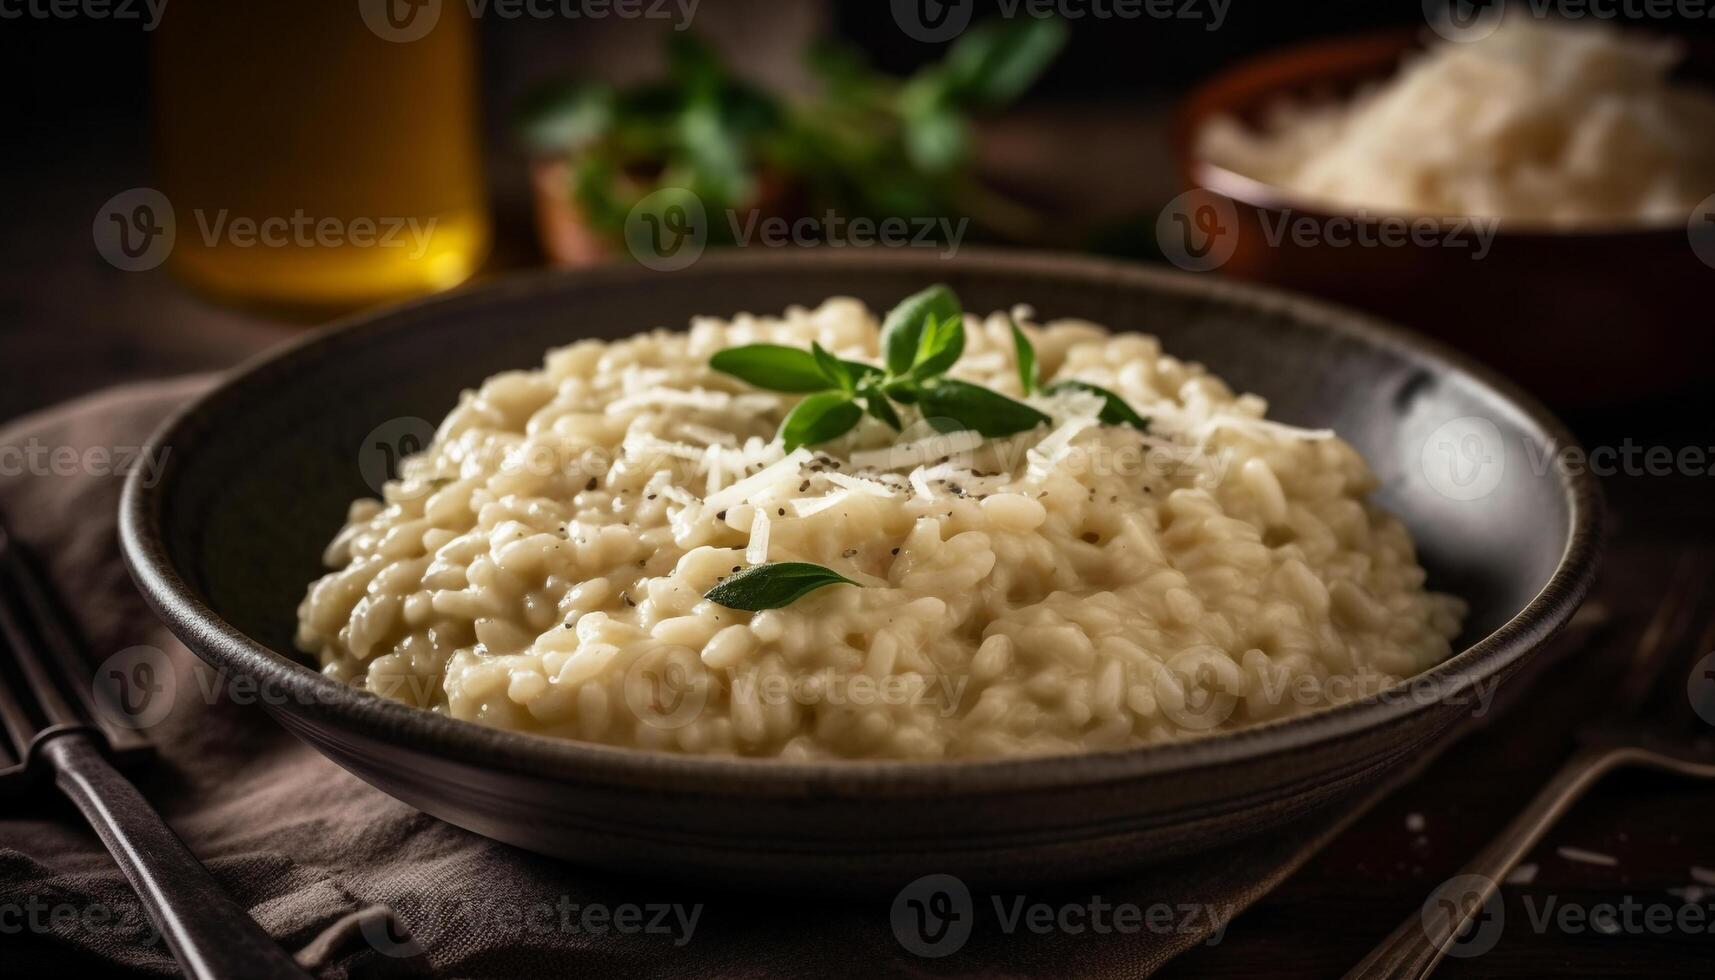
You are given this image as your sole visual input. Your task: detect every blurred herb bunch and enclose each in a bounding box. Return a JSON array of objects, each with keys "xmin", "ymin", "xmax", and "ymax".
[{"xmin": 516, "ymin": 18, "xmax": 1068, "ymax": 255}]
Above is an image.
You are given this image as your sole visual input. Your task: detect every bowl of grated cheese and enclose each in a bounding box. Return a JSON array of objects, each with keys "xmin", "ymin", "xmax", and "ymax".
[{"xmin": 1175, "ymin": 19, "xmax": 1715, "ymax": 407}]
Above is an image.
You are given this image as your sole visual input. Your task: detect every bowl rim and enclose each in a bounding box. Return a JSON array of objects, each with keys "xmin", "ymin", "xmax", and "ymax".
[
  {"xmin": 1173, "ymin": 26, "xmax": 1705, "ymax": 239},
  {"xmin": 118, "ymin": 249, "xmax": 1603, "ymax": 797}
]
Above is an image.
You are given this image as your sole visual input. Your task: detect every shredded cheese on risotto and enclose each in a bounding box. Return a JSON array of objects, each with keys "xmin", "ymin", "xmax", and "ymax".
[{"xmin": 297, "ymin": 297, "xmax": 1464, "ymax": 759}]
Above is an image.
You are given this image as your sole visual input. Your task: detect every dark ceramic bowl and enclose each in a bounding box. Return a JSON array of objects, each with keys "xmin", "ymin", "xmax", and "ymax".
[
  {"xmin": 119, "ymin": 251, "xmax": 1600, "ymax": 889},
  {"xmin": 1174, "ymin": 29, "xmax": 1715, "ymax": 408}
]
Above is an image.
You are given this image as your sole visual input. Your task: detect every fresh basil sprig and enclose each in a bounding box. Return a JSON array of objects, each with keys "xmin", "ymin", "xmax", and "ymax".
[
  {"xmin": 701, "ymin": 289, "xmax": 1152, "ymax": 612},
  {"xmin": 919, "ymin": 379, "xmax": 1050, "ymax": 437},
  {"xmin": 1009, "ymin": 319, "xmax": 1150, "ymax": 432},
  {"xmin": 881, "ymin": 284, "xmax": 960, "ymax": 375},
  {"xmin": 704, "ymin": 562, "xmax": 856, "ymax": 610},
  {"xmin": 779, "ymin": 391, "xmax": 864, "ymax": 450},
  {"xmin": 709, "ymin": 344, "xmax": 877, "ymax": 393},
  {"xmin": 712, "ymin": 285, "xmax": 1050, "ymax": 451}
]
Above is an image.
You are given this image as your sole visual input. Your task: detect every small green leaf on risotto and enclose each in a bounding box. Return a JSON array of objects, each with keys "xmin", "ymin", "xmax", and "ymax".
[
  {"xmin": 710, "ymin": 344, "xmax": 834, "ymax": 392},
  {"xmin": 880, "ymin": 284, "xmax": 961, "ymax": 376},
  {"xmin": 705, "ymin": 562, "xmax": 858, "ymax": 610},
  {"xmin": 1010, "ymin": 319, "xmax": 1039, "ymax": 395},
  {"xmin": 918, "ymin": 378, "xmax": 1051, "ymax": 438},
  {"xmin": 857, "ymin": 385, "xmax": 904, "ymax": 430},
  {"xmin": 1046, "ymin": 380, "xmax": 1150, "ymax": 431},
  {"xmin": 910, "ymin": 311, "xmax": 966, "ymax": 380},
  {"xmin": 779, "ymin": 391, "xmax": 863, "ymax": 451},
  {"xmin": 811, "ymin": 341, "xmax": 855, "ymax": 392}
]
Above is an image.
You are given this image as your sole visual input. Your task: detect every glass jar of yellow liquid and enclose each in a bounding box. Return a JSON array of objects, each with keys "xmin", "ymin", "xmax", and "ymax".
[{"xmin": 154, "ymin": 0, "xmax": 489, "ymax": 312}]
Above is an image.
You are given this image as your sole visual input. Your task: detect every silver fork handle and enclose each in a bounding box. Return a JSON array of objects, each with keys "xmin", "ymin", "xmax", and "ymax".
[
  {"xmin": 43, "ymin": 734, "xmax": 312, "ymax": 980},
  {"xmin": 1344, "ymin": 743, "xmax": 1715, "ymax": 980}
]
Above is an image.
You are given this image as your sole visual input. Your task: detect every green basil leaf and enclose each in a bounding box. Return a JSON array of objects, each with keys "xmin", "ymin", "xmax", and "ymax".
[
  {"xmin": 842, "ymin": 359, "xmax": 885, "ymax": 382},
  {"xmin": 711, "ymin": 344, "xmax": 834, "ymax": 393},
  {"xmin": 902, "ymin": 96, "xmax": 968, "ymax": 175},
  {"xmin": 1046, "ymin": 380, "xmax": 1151, "ymax": 431},
  {"xmin": 515, "ymin": 81, "xmax": 615, "ymax": 154},
  {"xmin": 1010, "ymin": 319, "xmax": 1038, "ymax": 395},
  {"xmin": 942, "ymin": 17, "xmax": 1070, "ymax": 109},
  {"xmin": 918, "ymin": 379, "xmax": 1051, "ymax": 438},
  {"xmin": 880, "ymin": 284, "xmax": 961, "ymax": 376},
  {"xmin": 779, "ymin": 391, "xmax": 862, "ymax": 451},
  {"xmin": 704, "ymin": 562, "xmax": 858, "ymax": 611},
  {"xmin": 679, "ymin": 99, "xmax": 750, "ymax": 206},
  {"xmin": 882, "ymin": 379, "xmax": 920, "ymax": 405},
  {"xmin": 857, "ymin": 386, "xmax": 903, "ymax": 430},
  {"xmin": 811, "ymin": 342, "xmax": 854, "ymax": 391},
  {"xmin": 911, "ymin": 312, "xmax": 966, "ymax": 380}
]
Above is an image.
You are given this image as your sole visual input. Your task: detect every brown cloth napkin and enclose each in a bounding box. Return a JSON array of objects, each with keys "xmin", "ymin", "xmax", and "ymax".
[{"xmin": 0, "ymin": 377, "xmax": 1443, "ymax": 978}]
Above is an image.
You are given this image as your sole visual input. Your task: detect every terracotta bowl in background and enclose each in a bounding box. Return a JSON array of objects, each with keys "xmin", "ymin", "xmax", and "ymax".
[{"xmin": 1173, "ymin": 29, "xmax": 1715, "ymax": 408}]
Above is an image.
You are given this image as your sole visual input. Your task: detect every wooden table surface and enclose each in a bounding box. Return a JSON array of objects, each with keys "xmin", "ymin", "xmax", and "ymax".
[{"xmin": 5, "ymin": 107, "xmax": 1713, "ymax": 978}]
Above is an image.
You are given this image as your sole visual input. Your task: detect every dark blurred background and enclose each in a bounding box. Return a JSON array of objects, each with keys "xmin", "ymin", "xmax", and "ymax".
[
  {"xmin": 4, "ymin": 4, "xmax": 1715, "ymax": 977},
  {"xmin": 7, "ymin": 0, "xmax": 1715, "ymax": 419}
]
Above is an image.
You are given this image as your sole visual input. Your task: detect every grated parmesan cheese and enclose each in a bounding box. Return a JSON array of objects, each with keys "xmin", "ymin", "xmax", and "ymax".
[
  {"xmin": 1197, "ymin": 19, "xmax": 1715, "ymax": 226},
  {"xmin": 702, "ymin": 445, "xmax": 725, "ymax": 496},
  {"xmin": 1029, "ymin": 417, "xmax": 1098, "ymax": 469},
  {"xmin": 607, "ymin": 387, "xmax": 732, "ymax": 416},
  {"xmin": 825, "ymin": 471, "xmax": 898, "ymax": 498},
  {"xmin": 677, "ymin": 422, "xmax": 737, "ymax": 447},
  {"xmin": 851, "ymin": 430, "xmax": 984, "ymax": 471},
  {"xmin": 909, "ymin": 467, "xmax": 935, "ymax": 499},
  {"xmin": 746, "ymin": 508, "xmax": 771, "ymax": 565},
  {"xmin": 791, "ymin": 490, "xmax": 854, "ymax": 518},
  {"xmin": 625, "ymin": 435, "xmax": 707, "ymax": 464},
  {"xmin": 704, "ymin": 448, "xmax": 812, "ymax": 512}
]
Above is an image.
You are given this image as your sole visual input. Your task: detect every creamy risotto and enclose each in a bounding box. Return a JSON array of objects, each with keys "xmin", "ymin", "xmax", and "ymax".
[
  {"xmin": 297, "ymin": 294, "xmax": 1464, "ymax": 760},
  {"xmin": 1198, "ymin": 20, "xmax": 1715, "ymax": 226}
]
